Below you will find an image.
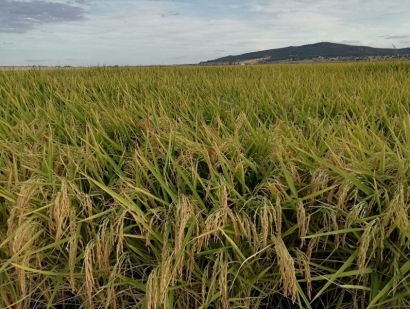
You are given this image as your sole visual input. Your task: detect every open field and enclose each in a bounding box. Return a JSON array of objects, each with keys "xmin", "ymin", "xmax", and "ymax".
[
  {"xmin": 0, "ymin": 66, "xmax": 59, "ymax": 71},
  {"xmin": 1, "ymin": 62, "xmax": 410, "ymax": 308}
]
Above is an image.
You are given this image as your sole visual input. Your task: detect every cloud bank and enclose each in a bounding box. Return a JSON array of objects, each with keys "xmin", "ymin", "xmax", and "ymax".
[
  {"xmin": 0, "ymin": 0, "xmax": 86, "ymax": 33},
  {"xmin": 1, "ymin": 0, "xmax": 409, "ymax": 66}
]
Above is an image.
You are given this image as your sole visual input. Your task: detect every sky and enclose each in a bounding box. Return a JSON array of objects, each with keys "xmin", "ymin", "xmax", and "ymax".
[{"xmin": 1, "ymin": 0, "xmax": 410, "ymax": 66}]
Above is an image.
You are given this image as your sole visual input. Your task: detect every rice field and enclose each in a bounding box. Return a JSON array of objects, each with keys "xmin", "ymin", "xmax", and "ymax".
[{"xmin": 1, "ymin": 62, "xmax": 410, "ymax": 309}]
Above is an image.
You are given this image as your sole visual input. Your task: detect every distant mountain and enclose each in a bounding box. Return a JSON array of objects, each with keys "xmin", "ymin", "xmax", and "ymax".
[{"xmin": 202, "ymin": 42, "xmax": 410, "ymax": 64}]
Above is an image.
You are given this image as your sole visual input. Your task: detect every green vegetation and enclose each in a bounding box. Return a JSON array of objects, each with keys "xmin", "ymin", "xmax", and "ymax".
[
  {"xmin": 205, "ymin": 42, "xmax": 410, "ymax": 64},
  {"xmin": 1, "ymin": 62, "xmax": 410, "ymax": 309}
]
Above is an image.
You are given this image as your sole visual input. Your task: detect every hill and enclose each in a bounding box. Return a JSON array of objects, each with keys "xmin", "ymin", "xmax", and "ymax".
[{"xmin": 202, "ymin": 42, "xmax": 410, "ymax": 64}]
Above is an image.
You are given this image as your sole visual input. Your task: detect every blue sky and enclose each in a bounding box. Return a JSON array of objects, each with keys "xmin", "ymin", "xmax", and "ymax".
[{"xmin": 1, "ymin": 0, "xmax": 410, "ymax": 66}]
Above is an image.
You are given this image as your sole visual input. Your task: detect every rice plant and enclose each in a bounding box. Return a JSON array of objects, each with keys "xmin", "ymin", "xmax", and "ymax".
[{"xmin": 1, "ymin": 62, "xmax": 410, "ymax": 308}]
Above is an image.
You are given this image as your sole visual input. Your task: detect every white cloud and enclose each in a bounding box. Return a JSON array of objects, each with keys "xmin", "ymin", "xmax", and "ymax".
[
  {"xmin": 0, "ymin": 0, "xmax": 86, "ymax": 33},
  {"xmin": 2, "ymin": 1, "xmax": 277, "ymax": 65},
  {"xmin": 1, "ymin": 0, "xmax": 409, "ymax": 66},
  {"xmin": 249, "ymin": 0, "xmax": 410, "ymax": 46}
]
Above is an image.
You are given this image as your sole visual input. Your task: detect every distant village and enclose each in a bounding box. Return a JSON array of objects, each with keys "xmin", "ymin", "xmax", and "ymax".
[
  {"xmin": 2, "ymin": 54, "xmax": 410, "ymax": 71},
  {"xmin": 220, "ymin": 54, "xmax": 410, "ymax": 66}
]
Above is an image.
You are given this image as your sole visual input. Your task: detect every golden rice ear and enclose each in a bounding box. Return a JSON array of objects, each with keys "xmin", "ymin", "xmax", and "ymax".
[
  {"xmin": 146, "ymin": 267, "xmax": 160, "ymax": 309},
  {"xmin": 6, "ymin": 180, "xmax": 42, "ymax": 307},
  {"xmin": 159, "ymin": 250, "xmax": 175, "ymax": 306},
  {"xmin": 146, "ymin": 242, "xmax": 177, "ymax": 309},
  {"xmin": 336, "ymin": 180, "xmax": 353, "ymax": 210},
  {"xmin": 84, "ymin": 240, "xmax": 95, "ymax": 309},
  {"xmin": 51, "ymin": 181, "xmax": 70, "ymax": 242},
  {"xmin": 295, "ymin": 249, "xmax": 312, "ymax": 300},
  {"xmin": 201, "ymin": 265, "xmax": 210, "ymax": 304},
  {"xmin": 275, "ymin": 194, "xmax": 282, "ymax": 236},
  {"xmin": 297, "ymin": 201, "xmax": 309, "ymax": 247},
  {"xmin": 203, "ymin": 185, "xmax": 227, "ymax": 245},
  {"xmin": 329, "ymin": 207, "xmax": 340, "ymax": 249},
  {"xmin": 344, "ymin": 201, "xmax": 369, "ymax": 244},
  {"xmin": 210, "ymin": 253, "xmax": 221, "ymax": 296},
  {"xmin": 175, "ymin": 196, "xmax": 201, "ymax": 281},
  {"xmin": 358, "ymin": 218, "xmax": 380, "ymax": 276},
  {"xmin": 218, "ymin": 255, "xmax": 229, "ymax": 309},
  {"xmin": 106, "ymin": 254, "xmax": 127, "ymax": 309},
  {"xmin": 322, "ymin": 206, "xmax": 340, "ymax": 249},
  {"xmin": 287, "ymin": 161, "xmax": 301, "ymax": 184},
  {"xmin": 115, "ymin": 210, "xmax": 127, "ymax": 259},
  {"xmin": 307, "ymin": 237, "xmax": 320, "ymax": 262},
  {"xmin": 13, "ymin": 221, "xmax": 40, "ymax": 300},
  {"xmin": 272, "ymin": 236, "xmax": 297, "ymax": 303},
  {"xmin": 253, "ymin": 197, "xmax": 281, "ymax": 248},
  {"xmin": 239, "ymin": 212, "xmax": 253, "ymax": 245},
  {"xmin": 383, "ymin": 185, "xmax": 409, "ymax": 241},
  {"xmin": 311, "ymin": 168, "xmax": 330, "ymax": 192},
  {"xmin": 8, "ymin": 179, "xmax": 40, "ymax": 236},
  {"xmin": 174, "ymin": 196, "xmax": 190, "ymax": 276},
  {"xmin": 257, "ymin": 180, "xmax": 285, "ymax": 236},
  {"xmin": 95, "ymin": 217, "xmax": 114, "ymax": 272},
  {"xmin": 260, "ymin": 199, "xmax": 270, "ymax": 248},
  {"xmin": 68, "ymin": 233, "xmax": 77, "ymax": 292},
  {"xmin": 67, "ymin": 203, "xmax": 78, "ymax": 291},
  {"xmin": 81, "ymin": 194, "xmax": 93, "ymax": 218},
  {"xmin": 16, "ymin": 255, "xmax": 29, "ymax": 302}
]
